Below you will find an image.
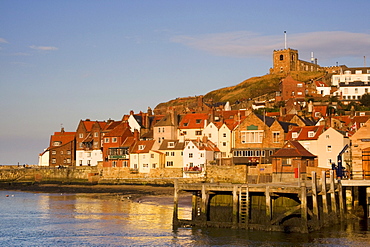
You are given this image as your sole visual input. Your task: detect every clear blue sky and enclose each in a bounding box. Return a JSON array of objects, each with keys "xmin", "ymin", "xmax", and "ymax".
[{"xmin": 1, "ymin": 0, "xmax": 370, "ymax": 165}]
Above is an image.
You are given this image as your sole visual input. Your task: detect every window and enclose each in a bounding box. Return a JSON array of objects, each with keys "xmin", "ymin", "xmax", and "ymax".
[
  {"xmin": 87, "ymin": 160, "xmax": 91, "ymax": 166},
  {"xmin": 200, "ymin": 153, "xmax": 204, "ymax": 158},
  {"xmin": 166, "ymin": 161, "xmax": 174, "ymax": 167},
  {"xmin": 79, "ymin": 160, "xmax": 82, "ymax": 166},
  {"xmin": 241, "ymin": 130, "xmax": 263, "ymax": 143},
  {"xmin": 87, "ymin": 152, "xmax": 91, "ymax": 157},
  {"xmin": 94, "ymin": 132, "xmax": 98, "ymax": 137},
  {"xmin": 52, "ymin": 158, "xmax": 56, "ymax": 164},
  {"xmin": 166, "ymin": 152, "xmax": 169, "ymax": 156},
  {"xmin": 152, "ymin": 163, "xmax": 156, "ymax": 169},
  {"xmin": 123, "ymin": 161, "xmax": 128, "ymax": 167},
  {"xmin": 355, "ymin": 88, "xmax": 358, "ymax": 94},
  {"xmin": 60, "ymin": 151, "xmax": 64, "ymax": 155},
  {"xmin": 282, "ymin": 158, "xmax": 291, "ymax": 166},
  {"xmin": 273, "ymin": 132, "xmax": 280, "ymax": 143},
  {"xmin": 151, "ymin": 154, "xmax": 154, "ymax": 158},
  {"xmin": 292, "ymin": 132, "xmax": 298, "ymax": 138},
  {"xmin": 327, "ymin": 145, "xmax": 332, "ymax": 152},
  {"xmin": 143, "ymin": 164, "xmax": 149, "ymax": 168},
  {"xmin": 168, "ymin": 142, "xmax": 175, "ymax": 148},
  {"xmin": 67, "ymin": 150, "xmax": 71, "ymax": 155},
  {"xmin": 53, "ymin": 141, "xmax": 61, "ymax": 146},
  {"xmin": 189, "ymin": 153, "xmax": 193, "ymax": 158},
  {"xmin": 195, "ymin": 130, "xmax": 202, "ymax": 135},
  {"xmin": 158, "ymin": 128, "xmax": 161, "ymax": 133},
  {"xmin": 280, "ymin": 54, "xmax": 284, "ymax": 60},
  {"xmin": 79, "ymin": 133, "xmax": 83, "ymax": 138},
  {"xmin": 112, "ymin": 161, "xmax": 117, "ymax": 167},
  {"xmin": 112, "ymin": 137, "xmax": 117, "ymax": 143},
  {"xmin": 138, "ymin": 145, "xmax": 145, "ymax": 150},
  {"xmin": 365, "ymin": 88, "xmax": 368, "ymax": 93},
  {"xmin": 52, "ymin": 150, "xmax": 56, "ymax": 155},
  {"xmin": 223, "ymin": 142, "xmax": 227, "ymax": 146},
  {"xmin": 308, "ymin": 131, "xmax": 314, "ymax": 138},
  {"xmin": 104, "ymin": 138, "xmax": 109, "ymax": 143},
  {"xmin": 196, "ymin": 119, "xmax": 201, "ymax": 124},
  {"xmin": 171, "ymin": 152, "xmax": 175, "ymax": 156},
  {"xmin": 208, "ymin": 133, "xmax": 212, "ymax": 138},
  {"xmin": 297, "ymin": 83, "xmax": 303, "ymax": 87}
]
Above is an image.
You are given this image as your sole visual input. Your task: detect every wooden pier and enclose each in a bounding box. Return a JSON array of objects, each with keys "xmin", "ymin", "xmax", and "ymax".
[{"xmin": 173, "ymin": 171, "xmax": 370, "ymax": 233}]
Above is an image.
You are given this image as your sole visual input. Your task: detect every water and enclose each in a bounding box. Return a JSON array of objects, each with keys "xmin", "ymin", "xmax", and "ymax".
[{"xmin": 1, "ymin": 190, "xmax": 370, "ymax": 246}]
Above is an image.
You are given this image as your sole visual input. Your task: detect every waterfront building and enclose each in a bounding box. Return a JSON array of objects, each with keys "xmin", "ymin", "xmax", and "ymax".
[
  {"xmin": 75, "ymin": 119, "xmax": 108, "ymax": 166},
  {"xmin": 182, "ymin": 137, "xmax": 220, "ymax": 178},
  {"xmin": 129, "ymin": 140, "xmax": 157, "ymax": 173},
  {"xmin": 232, "ymin": 112, "xmax": 295, "ymax": 166},
  {"xmin": 158, "ymin": 139, "xmax": 185, "ymax": 169},
  {"xmin": 331, "ymin": 67, "xmax": 370, "ymax": 86},
  {"xmin": 41, "ymin": 128, "xmax": 76, "ymax": 167},
  {"xmin": 102, "ymin": 121, "xmax": 133, "ymax": 168}
]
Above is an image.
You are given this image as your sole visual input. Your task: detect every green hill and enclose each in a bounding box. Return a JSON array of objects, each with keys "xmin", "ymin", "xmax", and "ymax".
[{"xmin": 154, "ymin": 71, "xmax": 326, "ymax": 113}]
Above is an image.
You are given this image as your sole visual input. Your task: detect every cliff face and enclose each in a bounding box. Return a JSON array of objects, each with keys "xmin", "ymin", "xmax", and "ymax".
[{"xmin": 154, "ymin": 71, "xmax": 326, "ymax": 115}]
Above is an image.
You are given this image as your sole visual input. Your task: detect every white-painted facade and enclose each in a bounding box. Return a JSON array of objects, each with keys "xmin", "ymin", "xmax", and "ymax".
[
  {"xmin": 38, "ymin": 150, "xmax": 49, "ymax": 166},
  {"xmin": 331, "ymin": 68, "xmax": 370, "ymax": 86},
  {"xmin": 76, "ymin": 150, "xmax": 103, "ymax": 166}
]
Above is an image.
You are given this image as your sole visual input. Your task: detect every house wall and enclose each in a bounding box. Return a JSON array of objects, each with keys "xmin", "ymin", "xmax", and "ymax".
[
  {"xmin": 350, "ymin": 120, "xmax": 370, "ymax": 178},
  {"xmin": 38, "ymin": 151, "xmax": 49, "ymax": 166},
  {"xmin": 76, "ymin": 149, "xmax": 102, "ymax": 166},
  {"xmin": 218, "ymin": 124, "xmax": 232, "ymax": 159},
  {"xmin": 317, "ymin": 128, "xmax": 350, "ymax": 169},
  {"xmin": 164, "ymin": 150, "xmax": 183, "ymax": 169}
]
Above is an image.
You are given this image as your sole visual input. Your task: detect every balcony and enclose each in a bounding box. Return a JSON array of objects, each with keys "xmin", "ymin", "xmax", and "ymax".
[
  {"xmin": 108, "ymin": 155, "xmax": 128, "ymax": 160},
  {"xmin": 183, "ymin": 166, "xmax": 203, "ymax": 173}
]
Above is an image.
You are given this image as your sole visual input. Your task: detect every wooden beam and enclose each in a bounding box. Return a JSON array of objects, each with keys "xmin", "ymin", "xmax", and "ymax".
[
  {"xmin": 266, "ymin": 186, "xmax": 271, "ymax": 221},
  {"xmin": 312, "ymin": 171, "xmax": 319, "ymax": 221},
  {"xmin": 270, "ymin": 205, "xmax": 300, "ymax": 225}
]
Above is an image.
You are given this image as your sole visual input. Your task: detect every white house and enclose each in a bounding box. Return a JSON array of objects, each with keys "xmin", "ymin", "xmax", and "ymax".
[
  {"xmin": 182, "ymin": 139, "xmax": 220, "ymax": 178},
  {"xmin": 316, "ymin": 127, "xmax": 350, "ymax": 169},
  {"xmin": 38, "ymin": 149, "xmax": 49, "ymax": 166},
  {"xmin": 331, "ymin": 67, "xmax": 370, "ymax": 86},
  {"xmin": 129, "ymin": 140, "xmax": 155, "ymax": 173},
  {"xmin": 334, "ymin": 81, "xmax": 370, "ymax": 102}
]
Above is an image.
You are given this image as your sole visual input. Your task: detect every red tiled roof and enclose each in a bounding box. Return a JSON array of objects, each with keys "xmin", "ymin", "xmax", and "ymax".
[
  {"xmin": 179, "ymin": 113, "xmax": 208, "ymax": 129},
  {"xmin": 285, "ymin": 125, "xmax": 325, "ymax": 141},
  {"xmin": 314, "ymin": 81, "xmax": 329, "ymax": 87},
  {"xmin": 131, "ymin": 140, "xmax": 155, "ymax": 153},
  {"xmin": 271, "ymin": 140, "xmax": 316, "ymax": 158},
  {"xmin": 50, "ymin": 131, "xmax": 75, "ymax": 147}
]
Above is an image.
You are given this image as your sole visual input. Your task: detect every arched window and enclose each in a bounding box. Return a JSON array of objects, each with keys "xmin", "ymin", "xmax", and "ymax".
[{"xmin": 280, "ymin": 55, "xmax": 284, "ymax": 60}]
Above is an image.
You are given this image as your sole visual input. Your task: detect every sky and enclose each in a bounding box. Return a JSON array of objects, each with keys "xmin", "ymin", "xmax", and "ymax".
[{"xmin": 1, "ymin": 0, "xmax": 370, "ymax": 165}]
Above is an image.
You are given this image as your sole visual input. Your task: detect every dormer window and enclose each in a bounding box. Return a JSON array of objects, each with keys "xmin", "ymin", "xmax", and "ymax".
[
  {"xmin": 183, "ymin": 122, "xmax": 188, "ymax": 127},
  {"xmin": 53, "ymin": 141, "xmax": 61, "ymax": 146},
  {"xmin": 292, "ymin": 132, "xmax": 298, "ymax": 138},
  {"xmin": 138, "ymin": 145, "xmax": 145, "ymax": 150},
  {"xmin": 308, "ymin": 131, "xmax": 315, "ymax": 138},
  {"xmin": 168, "ymin": 142, "xmax": 175, "ymax": 148},
  {"xmin": 196, "ymin": 119, "xmax": 201, "ymax": 124}
]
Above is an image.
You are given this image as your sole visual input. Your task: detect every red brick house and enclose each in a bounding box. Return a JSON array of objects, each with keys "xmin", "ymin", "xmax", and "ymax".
[
  {"xmin": 276, "ymin": 75, "xmax": 306, "ymax": 102},
  {"xmin": 48, "ymin": 128, "xmax": 76, "ymax": 167},
  {"xmin": 102, "ymin": 121, "xmax": 134, "ymax": 167},
  {"xmin": 271, "ymin": 140, "xmax": 317, "ymax": 182}
]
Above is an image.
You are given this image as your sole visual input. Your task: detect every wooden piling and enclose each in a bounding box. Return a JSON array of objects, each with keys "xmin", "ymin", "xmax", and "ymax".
[
  {"xmin": 321, "ymin": 170, "xmax": 329, "ymax": 217},
  {"xmin": 232, "ymin": 185, "xmax": 238, "ymax": 226},
  {"xmin": 201, "ymin": 184, "xmax": 208, "ymax": 221},
  {"xmin": 338, "ymin": 181, "xmax": 345, "ymax": 219},
  {"xmin": 265, "ymin": 186, "xmax": 271, "ymax": 221},
  {"xmin": 330, "ymin": 170, "xmax": 337, "ymax": 214},
  {"xmin": 312, "ymin": 171, "xmax": 319, "ymax": 221},
  {"xmin": 173, "ymin": 179, "xmax": 179, "ymax": 226},
  {"xmin": 300, "ymin": 182, "xmax": 308, "ymax": 233}
]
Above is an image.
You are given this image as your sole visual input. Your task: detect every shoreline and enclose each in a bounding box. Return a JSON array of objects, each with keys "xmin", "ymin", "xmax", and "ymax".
[{"xmin": 0, "ymin": 183, "xmax": 174, "ymax": 197}]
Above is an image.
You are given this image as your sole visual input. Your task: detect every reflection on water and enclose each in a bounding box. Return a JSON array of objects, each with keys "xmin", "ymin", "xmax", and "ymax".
[{"xmin": 0, "ymin": 190, "xmax": 369, "ymax": 246}]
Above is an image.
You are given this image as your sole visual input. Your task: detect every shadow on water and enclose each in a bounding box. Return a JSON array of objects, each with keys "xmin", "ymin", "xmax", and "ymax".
[{"xmin": 1, "ymin": 190, "xmax": 369, "ymax": 246}]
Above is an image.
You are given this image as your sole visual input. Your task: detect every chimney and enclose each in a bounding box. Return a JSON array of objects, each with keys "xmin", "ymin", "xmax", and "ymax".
[
  {"xmin": 130, "ymin": 110, "xmax": 134, "ymax": 115},
  {"xmin": 133, "ymin": 129, "xmax": 140, "ymax": 141}
]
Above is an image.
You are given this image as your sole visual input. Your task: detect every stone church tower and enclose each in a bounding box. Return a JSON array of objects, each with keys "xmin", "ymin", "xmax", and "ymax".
[{"xmin": 270, "ymin": 48, "xmax": 299, "ymax": 74}]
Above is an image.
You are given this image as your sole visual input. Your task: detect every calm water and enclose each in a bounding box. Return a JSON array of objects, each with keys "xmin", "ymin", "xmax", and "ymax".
[{"xmin": 1, "ymin": 190, "xmax": 370, "ymax": 246}]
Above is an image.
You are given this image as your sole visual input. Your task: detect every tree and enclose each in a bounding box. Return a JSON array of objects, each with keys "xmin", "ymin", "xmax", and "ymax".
[{"xmin": 360, "ymin": 93, "xmax": 370, "ymax": 107}]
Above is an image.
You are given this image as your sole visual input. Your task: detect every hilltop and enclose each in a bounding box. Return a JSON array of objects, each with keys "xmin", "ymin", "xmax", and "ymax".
[{"xmin": 154, "ymin": 71, "xmax": 327, "ymax": 114}]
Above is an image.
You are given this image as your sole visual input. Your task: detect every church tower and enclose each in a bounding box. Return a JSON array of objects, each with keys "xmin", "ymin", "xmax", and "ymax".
[{"xmin": 271, "ymin": 48, "xmax": 299, "ymax": 74}]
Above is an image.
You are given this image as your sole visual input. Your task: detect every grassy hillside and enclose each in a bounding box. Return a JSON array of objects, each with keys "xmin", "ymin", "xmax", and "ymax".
[{"xmin": 155, "ymin": 71, "xmax": 326, "ymax": 112}]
